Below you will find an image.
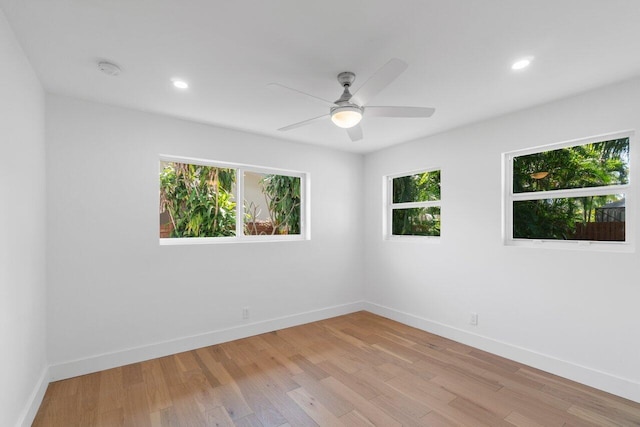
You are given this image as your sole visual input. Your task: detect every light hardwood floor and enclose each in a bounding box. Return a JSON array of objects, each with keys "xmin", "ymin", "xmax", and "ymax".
[{"xmin": 33, "ymin": 311, "xmax": 640, "ymax": 426}]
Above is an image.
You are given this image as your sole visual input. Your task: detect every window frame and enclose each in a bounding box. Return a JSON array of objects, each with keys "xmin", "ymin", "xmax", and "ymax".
[
  {"xmin": 384, "ymin": 167, "xmax": 442, "ymax": 241},
  {"xmin": 503, "ymin": 131, "xmax": 634, "ymax": 251},
  {"xmin": 159, "ymin": 154, "xmax": 309, "ymax": 245}
]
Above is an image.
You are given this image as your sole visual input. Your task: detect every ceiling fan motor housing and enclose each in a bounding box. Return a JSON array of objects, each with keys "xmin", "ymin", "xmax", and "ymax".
[{"xmin": 337, "ymin": 71, "xmax": 356, "ymax": 87}]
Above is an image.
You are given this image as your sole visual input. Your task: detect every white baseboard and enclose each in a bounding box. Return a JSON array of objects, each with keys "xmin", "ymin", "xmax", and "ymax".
[
  {"xmin": 364, "ymin": 302, "xmax": 640, "ymax": 403},
  {"xmin": 17, "ymin": 365, "xmax": 49, "ymax": 427},
  {"xmin": 49, "ymin": 300, "xmax": 366, "ymax": 382}
]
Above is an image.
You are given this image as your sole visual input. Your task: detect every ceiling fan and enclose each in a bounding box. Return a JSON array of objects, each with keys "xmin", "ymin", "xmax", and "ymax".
[{"xmin": 271, "ymin": 58, "xmax": 435, "ymax": 142}]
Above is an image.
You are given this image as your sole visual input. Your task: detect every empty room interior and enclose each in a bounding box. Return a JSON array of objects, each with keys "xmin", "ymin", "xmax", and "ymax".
[{"xmin": 2, "ymin": 1, "xmax": 640, "ymax": 426}]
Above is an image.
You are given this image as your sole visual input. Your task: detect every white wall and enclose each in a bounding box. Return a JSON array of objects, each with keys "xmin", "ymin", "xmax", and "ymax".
[
  {"xmin": 244, "ymin": 171, "xmax": 270, "ymax": 222},
  {"xmin": 364, "ymin": 77, "xmax": 640, "ymax": 402},
  {"xmin": 46, "ymin": 95, "xmax": 364, "ymax": 377},
  {"xmin": 0, "ymin": 9, "xmax": 48, "ymax": 427}
]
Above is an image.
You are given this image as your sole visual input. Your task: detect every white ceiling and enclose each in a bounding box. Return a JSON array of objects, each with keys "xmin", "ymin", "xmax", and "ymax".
[{"xmin": 2, "ymin": 0, "xmax": 640, "ymax": 153}]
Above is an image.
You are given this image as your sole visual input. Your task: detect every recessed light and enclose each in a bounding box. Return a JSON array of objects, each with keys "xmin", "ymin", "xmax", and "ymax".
[
  {"xmin": 172, "ymin": 79, "xmax": 189, "ymax": 89},
  {"xmin": 512, "ymin": 57, "xmax": 533, "ymax": 70}
]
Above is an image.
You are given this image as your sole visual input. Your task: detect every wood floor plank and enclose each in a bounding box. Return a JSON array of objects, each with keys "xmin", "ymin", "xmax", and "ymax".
[
  {"xmin": 359, "ymin": 362, "xmax": 401, "ymax": 382},
  {"xmin": 96, "ymin": 367, "xmax": 125, "ymax": 420},
  {"xmin": 369, "ymin": 393, "xmax": 432, "ymax": 427},
  {"xmin": 285, "ymin": 387, "xmax": 345, "ymax": 426},
  {"xmin": 288, "ymin": 354, "xmax": 329, "ymax": 380},
  {"xmin": 496, "ymin": 386, "xmax": 602, "ymax": 427},
  {"xmin": 240, "ymin": 362, "xmax": 318, "ymax": 427},
  {"xmin": 251, "ymin": 354, "xmax": 300, "ymax": 392},
  {"xmin": 353, "ymin": 366, "xmax": 433, "ymax": 416},
  {"xmin": 208, "ymin": 344, "xmax": 231, "ymax": 362},
  {"xmin": 78, "ymin": 372, "xmax": 102, "ymax": 426},
  {"xmin": 316, "ymin": 360, "xmax": 381, "ymax": 400},
  {"xmin": 141, "ymin": 359, "xmax": 172, "ymax": 414},
  {"xmin": 420, "ymin": 410, "xmax": 463, "ymax": 427},
  {"xmin": 122, "ymin": 363, "xmax": 144, "ymax": 388},
  {"xmin": 255, "ymin": 344, "xmax": 305, "ymax": 377},
  {"xmin": 32, "ymin": 311, "xmax": 640, "ymax": 426},
  {"xmin": 97, "ymin": 408, "xmax": 125, "ymax": 426},
  {"xmin": 158, "ymin": 406, "xmax": 179, "ymax": 427},
  {"xmin": 430, "ymin": 373, "xmax": 512, "ymax": 418},
  {"xmin": 210, "ymin": 378, "xmax": 254, "ymax": 421},
  {"xmin": 204, "ymin": 406, "xmax": 235, "ymax": 427},
  {"xmin": 380, "ymin": 358, "xmax": 436, "ymax": 382},
  {"xmin": 541, "ymin": 381, "xmax": 640, "ymax": 424},
  {"xmin": 504, "ymin": 410, "xmax": 546, "ymax": 427},
  {"xmin": 259, "ymin": 331, "xmax": 298, "ymax": 358},
  {"xmin": 231, "ymin": 413, "xmax": 264, "ymax": 427},
  {"xmin": 567, "ymin": 404, "xmax": 629, "ymax": 427},
  {"xmin": 338, "ymin": 410, "xmax": 376, "ymax": 427},
  {"xmin": 291, "ymin": 371, "xmax": 354, "ymax": 417},
  {"xmin": 447, "ymin": 395, "xmax": 514, "ymax": 426},
  {"xmin": 386, "ymin": 370, "xmax": 457, "ymax": 405},
  {"xmin": 123, "ymin": 382, "xmax": 152, "ymax": 427},
  {"xmin": 320, "ymin": 376, "xmax": 401, "ymax": 426},
  {"xmin": 190, "ymin": 349, "xmax": 222, "ymax": 388},
  {"xmin": 297, "ymin": 344, "xmax": 329, "ymax": 365},
  {"xmin": 323, "ymin": 325, "xmax": 371, "ymax": 350},
  {"xmin": 221, "ymin": 358, "xmax": 287, "ymax": 427}
]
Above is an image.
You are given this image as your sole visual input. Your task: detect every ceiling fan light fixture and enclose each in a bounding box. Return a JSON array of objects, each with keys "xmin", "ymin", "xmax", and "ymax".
[{"xmin": 331, "ymin": 105, "xmax": 363, "ymax": 128}]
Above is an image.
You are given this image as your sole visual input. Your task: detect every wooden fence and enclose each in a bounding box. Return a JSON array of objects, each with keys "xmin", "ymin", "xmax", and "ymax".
[{"xmin": 573, "ymin": 222, "xmax": 625, "ymax": 241}]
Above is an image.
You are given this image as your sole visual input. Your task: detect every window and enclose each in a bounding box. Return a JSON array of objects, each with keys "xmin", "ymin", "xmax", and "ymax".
[
  {"xmin": 159, "ymin": 156, "xmax": 307, "ymax": 243},
  {"xmin": 386, "ymin": 169, "xmax": 441, "ymax": 238},
  {"xmin": 504, "ymin": 132, "xmax": 632, "ymax": 248}
]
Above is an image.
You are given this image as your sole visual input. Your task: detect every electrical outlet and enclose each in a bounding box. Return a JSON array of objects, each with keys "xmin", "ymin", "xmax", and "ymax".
[
  {"xmin": 470, "ymin": 312, "xmax": 478, "ymax": 326},
  {"xmin": 242, "ymin": 307, "xmax": 250, "ymax": 320}
]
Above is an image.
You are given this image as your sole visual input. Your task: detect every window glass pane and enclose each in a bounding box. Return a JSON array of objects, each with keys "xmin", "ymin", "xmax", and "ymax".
[
  {"xmin": 513, "ymin": 194, "xmax": 625, "ymax": 241},
  {"xmin": 244, "ymin": 172, "xmax": 301, "ymax": 235},
  {"xmin": 513, "ymin": 138, "xmax": 629, "ymax": 193},
  {"xmin": 393, "ymin": 170, "xmax": 441, "ymax": 203},
  {"xmin": 392, "ymin": 207, "xmax": 441, "ymax": 236},
  {"xmin": 159, "ymin": 162, "xmax": 236, "ymax": 238}
]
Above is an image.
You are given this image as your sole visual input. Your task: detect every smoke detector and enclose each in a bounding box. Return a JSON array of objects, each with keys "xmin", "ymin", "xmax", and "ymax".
[{"xmin": 98, "ymin": 61, "xmax": 121, "ymax": 76}]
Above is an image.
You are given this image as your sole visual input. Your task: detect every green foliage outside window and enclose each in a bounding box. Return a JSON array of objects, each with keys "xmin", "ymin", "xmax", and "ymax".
[
  {"xmin": 392, "ymin": 170, "xmax": 441, "ymax": 236},
  {"xmin": 392, "ymin": 207, "xmax": 441, "ymax": 236},
  {"xmin": 260, "ymin": 174, "xmax": 301, "ymax": 234},
  {"xmin": 160, "ymin": 162, "xmax": 302, "ymax": 238},
  {"xmin": 393, "ymin": 170, "xmax": 441, "ymax": 203},
  {"xmin": 512, "ymin": 138, "xmax": 629, "ymax": 240},
  {"xmin": 159, "ymin": 162, "xmax": 236, "ymax": 237}
]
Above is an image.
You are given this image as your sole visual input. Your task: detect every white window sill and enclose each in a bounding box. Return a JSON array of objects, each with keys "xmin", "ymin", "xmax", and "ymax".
[
  {"xmin": 384, "ymin": 235, "xmax": 441, "ymax": 243},
  {"xmin": 160, "ymin": 235, "xmax": 308, "ymax": 245},
  {"xmin": 505, "ymin": 238, "xmax": 634, "ymax": 253}
]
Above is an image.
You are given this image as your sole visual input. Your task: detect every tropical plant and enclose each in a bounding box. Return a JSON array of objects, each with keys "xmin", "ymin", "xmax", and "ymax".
[
  {"xmin": 392, "ymin": 170, "xmax": 441, "ymax": 236},
  {"xmin": 393, "ymin": 170, "xmax": 441, "ymax": 203},
  {"xmin": 512, "ymin": 138, "xmax": 628, "ymax": 239},
  {"xmin": 260, "ymin": 174, "xmax": 301, "ymax": 234},
  {"xmin": 159, "ymin": 162, "xmax": 237, "ymax": 237}
]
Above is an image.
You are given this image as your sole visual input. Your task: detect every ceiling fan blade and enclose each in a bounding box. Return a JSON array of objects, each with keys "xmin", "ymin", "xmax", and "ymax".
[
  {"xmin": 278, "ymin": 113, "xmax": 329, "ymax": 131},
  {"xmin": 346, "ymin": 124, "xmax": 363, "ymax": 141},
  {"xmin": 365, "ymin": 106, "xmax": 435, "ymax": 118},
  {"xmin": 268, "ymin": 83, "xmax": 335, "ymax": 106},
  {"xmin": 350, "ymin": 58, "xmax": 408, "ymax": 106}
]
